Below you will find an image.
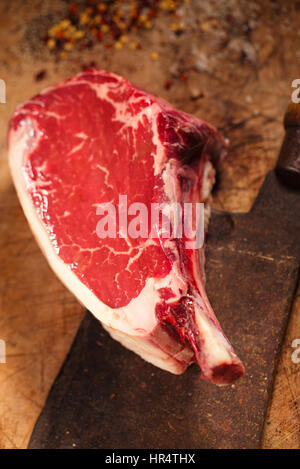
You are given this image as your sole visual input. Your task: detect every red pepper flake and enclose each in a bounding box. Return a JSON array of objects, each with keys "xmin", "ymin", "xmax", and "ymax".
[
  {"xmin": 69, "ymin": 4, "xmax": 79, "ymax": 15},
  {"xmin": 226, "ymin": 14, "xmax": 235, "ymax": 24},
  {"xmin": 180, "ymin": 72, "xmax": 188, "ymax": 82},
  {"xmin": 35, "ymin": 69, "xmax": 47, "ymax": 82},
  {"xmin": 164, "ymin": 79, "xmax": 173, "ymax": 90},
  {"xmin": 148, "ymin": 8, "xmax": 158, "ymax": 20},
  {"xmin": 81, "ymin": 60, "xmax": 97, "ymax": 70}
]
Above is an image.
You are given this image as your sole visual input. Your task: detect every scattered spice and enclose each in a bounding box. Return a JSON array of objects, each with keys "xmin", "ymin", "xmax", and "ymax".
[
  {"xmin": 44, "ymin": 0, "xmax": 187, "ymax": 57},
  {"xmin": 128, "ymin": 41, "xmax": 139, "ymax": 50},
  {"xmin": 81, "ymin": 60, "xmax": 98, "ymax": 70},
  {"xmin": 200, "ymin": 21, "xmax": 211, "ymax": 32},
  {"xmin": 164, "ymin": 79, "xmax": 173, "ymax": 90},
  {"xmin": 209, "ymin": 18, "xmax": 218, "ymax": 27},
  {"xmin": 170, "ymin": 22, "xmax": 185, "ymax": 34},
  {"xmin": 46, "ymin": 38, "xmax": 56, "ymax": 50},
  {"xmin": 114, "ymin": 41, "xmax": 123, "ymax": 50},
  {"xmin": 35, "ymin": 69, "xmax": 47, "ymax": 82},
  {"xmin": 180, "ymin": 71, "xmax": 188, "ymax": 82}
]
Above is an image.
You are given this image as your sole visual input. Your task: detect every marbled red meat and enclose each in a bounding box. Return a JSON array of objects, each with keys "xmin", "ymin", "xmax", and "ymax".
[{"xmin": 8, "ymin": 69, "xmax": 244, "ymax": 385}]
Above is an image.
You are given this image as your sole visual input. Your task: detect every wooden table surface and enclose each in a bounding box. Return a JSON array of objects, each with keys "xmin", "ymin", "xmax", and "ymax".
[{"xmin": 0, "ymin": 0, "xmax": 299, "ymax": 449}]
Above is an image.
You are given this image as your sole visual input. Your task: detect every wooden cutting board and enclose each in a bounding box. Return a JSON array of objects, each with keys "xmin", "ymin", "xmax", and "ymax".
[{"xmin": 0, "ymin": 0, "xmax": 299, "ymax": 449}]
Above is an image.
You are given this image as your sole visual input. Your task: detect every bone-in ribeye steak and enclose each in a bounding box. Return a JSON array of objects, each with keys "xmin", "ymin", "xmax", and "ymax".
[{"xmin": 9, "ymin": 69, "xmax": 244, "ymax": 385}]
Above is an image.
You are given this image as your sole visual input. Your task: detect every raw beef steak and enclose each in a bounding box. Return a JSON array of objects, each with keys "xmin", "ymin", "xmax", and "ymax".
[{"xmin": 8, "ymin": 69, "xmax": 244, "ymax": 385}]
